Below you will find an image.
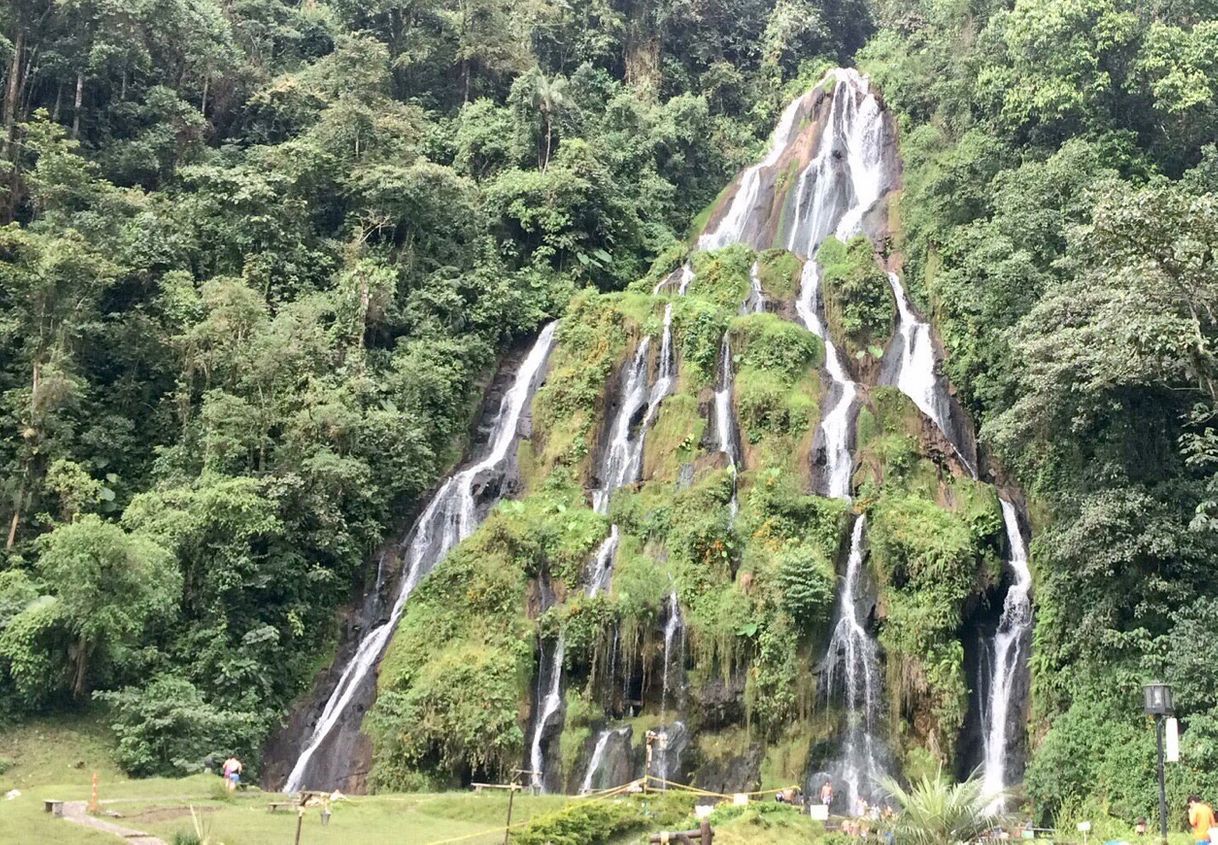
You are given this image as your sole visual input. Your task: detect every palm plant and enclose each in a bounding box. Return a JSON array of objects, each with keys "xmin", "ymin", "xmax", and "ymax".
[
  {"xmin": 533, "ymin": 73, "xmax": 568, "ymax": 171},
  {"xmin": 880, "ymin": 770, "xmax": 1005, "ymax": 845}
]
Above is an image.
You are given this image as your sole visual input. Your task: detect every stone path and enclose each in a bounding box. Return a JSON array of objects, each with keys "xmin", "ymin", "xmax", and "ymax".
[{"xmin": 61, "ymin": 801, "xmax": 167, "ymax": 845}]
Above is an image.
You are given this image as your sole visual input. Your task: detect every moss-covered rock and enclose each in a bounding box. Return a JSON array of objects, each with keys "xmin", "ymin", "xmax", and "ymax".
[
  {"xmin": 756, "ymin": 248, "xmax": 803, "ymax": 303},
  {"xmin": 367, "ymin": 485, "xmax": 607, "ymax": 788},
  {"xmin": 816, "ymin": 235, "xmax": 895, "ymax": 369},
  {"xmin": 690, "ymin": 245, "xmax": 755, "ymax": 311}
]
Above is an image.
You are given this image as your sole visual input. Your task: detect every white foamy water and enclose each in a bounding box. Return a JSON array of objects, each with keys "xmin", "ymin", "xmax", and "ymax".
[
  {"xmin": 699, "ymin": 96, "xmax": 808, "ymax": 250},
  {"xmin": 981, "ymin": 499, "xmax": 1032, "ymax": 811},
  {"xmin": 824, "ymin": 516, "xmax": 884, "ymax": 812}
]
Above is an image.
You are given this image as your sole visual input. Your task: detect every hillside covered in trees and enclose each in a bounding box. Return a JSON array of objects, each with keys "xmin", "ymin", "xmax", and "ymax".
[{"xmin": 1, "ymin": 0, "xmax": 1216, "ymax": 827}]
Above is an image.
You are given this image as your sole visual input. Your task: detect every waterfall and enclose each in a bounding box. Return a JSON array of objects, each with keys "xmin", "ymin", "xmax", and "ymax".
[
  {"xmin": 883, "ymin": 272, "xmax": 976, "ymax": 476},
  {"xmin": 797, "ymin": 261, "xmax": 858, "ymax": 499},
  {"xmin": 592, "ymin": 337, "xmax": 655, "ymax": 515},
  {"xmin": 529, "ymin": 637, "xmax": 565, "ymax": 790},
  {"xmin": 744, "ymin": 261, "xmax": 765, "ymax": 314},
  {"xmin": 283, "ymin": 322, "xmax": 559, "ymax": 794},
  {"xmin": 981, "ymin": 499, "xmax": 1033, "ymax": 811},
  {"xmin": 660, "ymin": 589, "xmax": 684, "ymax": 716},
  {"xmin": 824, "ymin": 516, "xmax": 884, "ymax": 811},
  {"xmin": 529, "ymin": 307, "xmax": 678, "ymax": 791},
  {"xmin": 713, "ymin": 335, "xmax": 741, "ymax": 517},
  {"xmin": 784, "ymin": 71, "xmax": 892, "ymax": 805},
  {"xmin": 699, "ymin": 96, "xmax": 809, "ymax": 250},
  {"xmin": 652, "ymin": 720, "xmax": 687, "ymax": 785},
  {"xmin": 580, "ymin": 726, "xmax": 628, "ymax": 793},
  {"xmin": 785, "ymin": 70, "xmax": 890, "ymax": 256}
]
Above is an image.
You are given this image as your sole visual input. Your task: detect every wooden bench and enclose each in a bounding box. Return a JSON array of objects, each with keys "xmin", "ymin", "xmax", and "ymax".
[
  {"xmin": 43, "ymin": 799, "xmax": 64, "ymax": 817},
  {"xmin": 470, "ymin": 782, "xmax": 522, "ymax": 794}
]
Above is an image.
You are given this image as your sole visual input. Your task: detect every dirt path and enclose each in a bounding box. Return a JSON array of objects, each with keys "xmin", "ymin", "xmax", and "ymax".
[{"xmin": 61, "ymin": 800, "xmax": 167, "ymax": 845}]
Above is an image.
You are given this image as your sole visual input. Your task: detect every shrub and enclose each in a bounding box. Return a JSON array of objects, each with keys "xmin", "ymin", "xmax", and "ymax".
[
  {"xmin": 514, "ymin": 798, "xmax": 647, "ymax": 845},
  {"xmin": 98, "ymin": 674, "xmax": 262, "ymax": 777},
  {"xmin": 816, "ymin": 235, "xmax": 894, "ymax": 361}
]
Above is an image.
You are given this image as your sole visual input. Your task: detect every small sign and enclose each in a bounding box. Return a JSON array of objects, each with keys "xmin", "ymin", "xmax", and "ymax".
[
  {"xmin": 1077, "ymin": 822, "xmax": 1092, "ymax": 833},
  {"xmin": 809, "ymin": 804, "xmax": 829, "ymax": 821},
  {"xmin": 733, "ymin": 793, "xmax": 749, "ymax": 806},
  {"xmin": 694, "ymin": 804, "xmax": 714, "ymax": 820},
  {"xmin": 1166, "ymin": 717, "xmax": 1180, "ymax": 762}
]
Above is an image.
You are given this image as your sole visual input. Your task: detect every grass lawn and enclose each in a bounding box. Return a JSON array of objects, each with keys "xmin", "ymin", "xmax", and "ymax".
[
  {"xmin": 0, "ymin": 715, "xmax": 571, "ymax": 845},
  {"xmin": 3, "ymin": 776, "xmax": 578, "ymax": 845}
]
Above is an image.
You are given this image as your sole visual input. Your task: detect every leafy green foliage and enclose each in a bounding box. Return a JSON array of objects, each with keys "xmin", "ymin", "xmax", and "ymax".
[
  {"xmin": 0, "ymin": 0, "xmax": 879, "ymax": 764},
  {"xmin": 881, "ymin": 770, "xmax": 1002, "ymax": 845},
  {"xmin": 99, "ymin": 674, "xmax": 262, "ymax": 778},
  {"xmin": 514, "ymin": 794, "xmax": 690, "ymax": 845},
  {"xmin": 816, "ymin": 236, "xmax": 895, "ymax": 363},
  {"xmin": 756, "ymin": 248, "xmax": 803, "ymax": 301},
  {"xmin": 862, "ymin": 0, "xmax": 1218, "ymax": 814}
]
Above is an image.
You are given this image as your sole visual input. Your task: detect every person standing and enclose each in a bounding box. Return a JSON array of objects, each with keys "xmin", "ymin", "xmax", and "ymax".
[
  {"xmin": 221, "ymin": 756, "xmax": 243, "ymax": 793},
  {"xmin": 1188, "ymin": 795, "xmax": 1216, "ymax": 845},
  {"xmin": 820, "ymin": 779, "xmax": 834, "ymax": 808}
]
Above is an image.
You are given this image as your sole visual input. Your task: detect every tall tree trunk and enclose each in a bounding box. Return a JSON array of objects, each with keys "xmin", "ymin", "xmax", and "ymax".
[
  {"xmin": 200, "ymin": 74, "xmax": 208, "ymax": 116},
  {"xmin": 5, "ymin": 484, "xmax": 22, "ymax": 550},
  {"xmin": 6, "ymin": 358, "xmax": 41, "ymax": 549},
  {"xmin": 2, "ymin": 26, "xmax": 23, "ymax": 221},
  {"xmin": 544, "ymin": 116, "xmax": 552, "ymax": 172},
  {"xmin": 2, "ymin": 27, "xmax": 22, "ymax": 159},
  {"xmin": 72, "ymin": 635, "xmax": 89, "ymax": 699},
  {"xmin": 51, "ymin": 82, "xmax": 62, "ymax": 122},
  {"xmin": 71, "ymin": 71, "xmax": 83, "ymax": 140}
]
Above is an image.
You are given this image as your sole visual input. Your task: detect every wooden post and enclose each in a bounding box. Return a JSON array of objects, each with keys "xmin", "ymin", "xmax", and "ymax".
[
  {"xmin": 503, "ymin": 778, "xmax": 519, "ymax": 845},
  {"xmin": 701, "ymin": 819, "xmax": 713, "ymax": 845},
  {"xmin": 644, "ymin": 731, "xmax": 656, "ymax": 793},
  {"xmin": 294, "ymin": 791, "xmax": 309, "ymax": 845},
  {"xmin": 87, "ymin": 772, "xmax": 99, "ymax": 814}
]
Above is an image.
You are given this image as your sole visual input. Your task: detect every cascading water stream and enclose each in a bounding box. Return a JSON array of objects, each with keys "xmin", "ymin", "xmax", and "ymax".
[
  {"xmin": 693, "ymin": 70, "xmax": 897, "ymax": 802},
  {"xmin": 824, "ymin": 516, "xmax": 884, "ymax": 812},
  {"xmin": 580, "ymin": 726, "xmax": 628, "ymax": 793},
  {"xmin": 660, "ymin": 590, "xmax": 684, "ymax": 716},
  {"xmin": 533, "ymin": 311, "xmax": 678, "ymax": 791},
  {"xmin": 797, "ymin": 261, "xmax": 858, "ymax": 500},
  {"xmin": 981, "ymin": 499, "xmax": 1033, "ymax": 811},
  {"xmin": 884, "ymin": 272, "xmax": 976, "ymax": 477},
  {"xmin": 698, "ymin": 95, "xmax": 808, "ymax": 251},
  {"xmin": 283, "ymin": 322, "xmax": 558, "ymax": 793},
  {"xmin": 713, "ymin": 335, "xmax": 741, "ymax": 517},
  {"xmin": 744, "ymin": 262, "xmax": 765, "ymax": 314}
]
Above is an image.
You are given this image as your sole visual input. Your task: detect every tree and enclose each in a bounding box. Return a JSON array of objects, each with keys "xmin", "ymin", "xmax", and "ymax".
[
  {"xmin": 881, "ymin": 771, "xmax": 1003, "ymax": 845},
  {"xmin": 35, "ymin": 515, "xmax": 179, "ymax": 697},
  {"xmin": 532, "ymin": 72, "xmax": 568, "ymax": 171}
]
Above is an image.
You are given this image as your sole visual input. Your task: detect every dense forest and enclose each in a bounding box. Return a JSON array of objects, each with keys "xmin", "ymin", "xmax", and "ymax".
[{"xmin": 0, "ymin": 0, "xmax": 1215, "ymax": 827}]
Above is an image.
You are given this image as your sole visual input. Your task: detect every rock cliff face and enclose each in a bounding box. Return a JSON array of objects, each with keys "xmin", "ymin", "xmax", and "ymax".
[{"xmin": 273, "ymin": 68, "xmax": 1032, "ymax": 805}]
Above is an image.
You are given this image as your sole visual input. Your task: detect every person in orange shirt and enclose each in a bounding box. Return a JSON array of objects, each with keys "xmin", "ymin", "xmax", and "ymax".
[{"xmin": 1188, "ymin": 795, "xmax": 1216, "ymax": 845}]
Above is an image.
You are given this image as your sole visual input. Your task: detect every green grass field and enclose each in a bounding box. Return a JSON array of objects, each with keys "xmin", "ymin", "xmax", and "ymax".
[{"xmin": 0, "ymin": 714, "xmax": 677, "ymax": 845}]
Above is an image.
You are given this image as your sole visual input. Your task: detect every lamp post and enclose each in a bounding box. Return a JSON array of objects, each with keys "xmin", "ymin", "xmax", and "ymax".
[{"xmin": 1143, "ymin": 682, "xmax": 1174, "ymax": 845}]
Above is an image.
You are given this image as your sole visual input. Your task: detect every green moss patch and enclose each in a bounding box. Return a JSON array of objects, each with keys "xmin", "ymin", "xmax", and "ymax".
[
  {"xmin": 369, "ymin": 486, "xmax": 607, "ymax": 788},
  {"xmin": 816, "ymin": 236, "xmax": 895, "ymax": 365},
  {"xmin": 756, "ymin": 249, "xmax": 803, "ymax": 302},
  {"xmin": 690, "ymin": 245, "xmax": 755, "ymax": 311}
]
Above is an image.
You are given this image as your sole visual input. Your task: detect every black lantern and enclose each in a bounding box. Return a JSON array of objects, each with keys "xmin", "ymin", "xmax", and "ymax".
[{"xmin": 1143, "ymin": 683, "xmax": 1174, "ymax": 716}]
